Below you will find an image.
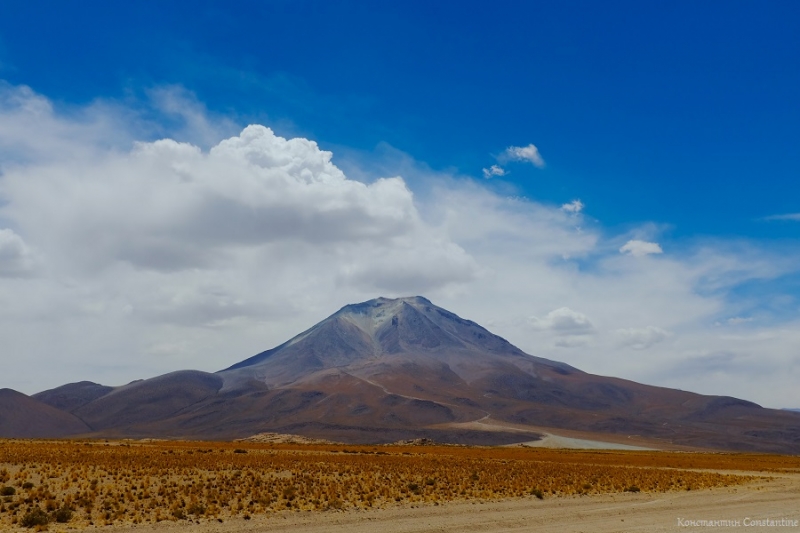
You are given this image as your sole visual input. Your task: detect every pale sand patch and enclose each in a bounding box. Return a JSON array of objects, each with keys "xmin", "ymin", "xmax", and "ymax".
[
  {"xmin": 96, "ymin": 474, "xmax": 799, "ymax": 533},
  {"xmin": 437, "ymin": 416, "xmax": 664, "ymax": 450},
  {"xmin": 518, "ymin": 433, "xmax": 654, "ymax": 450}
]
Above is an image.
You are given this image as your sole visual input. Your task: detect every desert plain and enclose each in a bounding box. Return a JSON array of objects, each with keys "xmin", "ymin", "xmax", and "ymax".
[{"xmin": 1, "ymin": 438, "xmax": 799, "ymax": 532}]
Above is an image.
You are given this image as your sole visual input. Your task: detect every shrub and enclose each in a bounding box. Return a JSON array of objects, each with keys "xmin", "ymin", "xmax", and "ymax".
[
  {"xmin": 22, "ymin": 482, "xmax": 34, "ymax": 490},
  {"xmin": 52, "ymin": 506, "xmax": 73, "ymax": 523},
  {"xmin": 530, "ymin": 488, "xmax": 544, "ymax": 499},
  {"xmin": 625, "ymin": 485, "xmax": 641, "ymax": 493},
  {"xmin": 186, "ymin": 502, "xmax": 206, "ymax": 516},
  {"xmin": 233, "ymin": 449, "xmax": 247, "ymax": 454},
  {"xmin": 0, "ymin": 487, "xmax": 15, "ymax": 496},
  {"xmin": 21, "ymin": 507, "xmax": 50, "ymax": 528}
]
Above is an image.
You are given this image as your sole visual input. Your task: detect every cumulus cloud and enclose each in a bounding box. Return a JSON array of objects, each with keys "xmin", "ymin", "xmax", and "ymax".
[
  {"xmin": 615, "ymin": 326, "xmax": 671, "ymax": 350},
  {"xmin": 727, "ymin": 317, "xmax": 753, "ymax": 325},
  {"xmin": 561, "ymin": 199, "xmax": 584, "ymax": 213},
  {"xmin": 482, "ymin": 164, "xmax": 506, "ymax": 179},
  {"xmin": 619, "ymin": 239, "xmax": 663, "ymax": 257},
  {"xmin": 0, "ymin": 83, "xmax": 128, "ymax": 164},
  {"xmin": 3, "ymin": 125, "xmax": 431, "ymax": 273},
  {"xmin": 530, "ymin": 307, "xmax": 595, "ymax": 336},
  {"xmin": 0, "ymin": 228, "xmax": 36, "ymax": 277},
  {"xmin": 499, "ymin": 143, "xmax": 545, "ymax": 168},
  {"xmin": 0, "ymin": 85, "xmax": 482, "ymax": 335}
]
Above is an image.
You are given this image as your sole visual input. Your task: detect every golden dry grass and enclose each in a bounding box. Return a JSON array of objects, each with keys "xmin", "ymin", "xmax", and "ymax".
[{"xmin": 0, "ymin": 439, "xmax": 790, "ymax": 529}]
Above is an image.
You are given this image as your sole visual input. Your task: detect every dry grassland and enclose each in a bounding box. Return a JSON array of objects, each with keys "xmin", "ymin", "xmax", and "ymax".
[{"xmin": 0, "ymin": 439, "xmax": 794, "ymax": 530}]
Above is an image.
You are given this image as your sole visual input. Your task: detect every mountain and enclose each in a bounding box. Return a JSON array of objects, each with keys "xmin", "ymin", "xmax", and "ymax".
[
  {"xmin": 0, "ymin": 388, "xmax": 91, "ymax": 438},
  {"xmin": 33, "ymin": 381, "xmax": 114, "ymax": 413},
  {"xmin": 16, "ymin": 296, "xmax": 800, "ymax": 452}
]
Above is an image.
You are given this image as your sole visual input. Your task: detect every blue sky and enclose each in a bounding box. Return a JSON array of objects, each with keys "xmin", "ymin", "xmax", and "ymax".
[
  {"xmin": 0, "ymin": 1, "xmax": 798, "ymax": 407},
  {"xmin": 3, "ymin": 1, "xmax": 799, "ymax": 235}
]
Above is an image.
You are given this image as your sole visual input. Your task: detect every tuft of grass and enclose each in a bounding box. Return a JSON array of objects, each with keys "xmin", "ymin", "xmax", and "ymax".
[{"xmin": 530, "ymin": 488, "xmax": 544, "ymax": 499}]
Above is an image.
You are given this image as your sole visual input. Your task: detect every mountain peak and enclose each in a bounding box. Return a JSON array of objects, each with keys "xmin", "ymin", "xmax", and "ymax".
[
  {"xmin": 335, "ymin": 296, "xmax": 432, "ymax": 316},
  {"xmin": 220, "ymin": 295, "xmax": 574, "ymax": 384}
]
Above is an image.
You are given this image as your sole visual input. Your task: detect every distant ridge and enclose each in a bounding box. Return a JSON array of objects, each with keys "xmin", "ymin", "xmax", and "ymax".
[
  {"xmin": 0, "ymin": 388, "xmax": 91, "ymax": 438},
  {"xmin": 9, "ymin": 296, "xmax": 800, "ymax": 453},
  {"xmin": 33, "ymin": 381, "xmax": 114, "ymax": 413}
]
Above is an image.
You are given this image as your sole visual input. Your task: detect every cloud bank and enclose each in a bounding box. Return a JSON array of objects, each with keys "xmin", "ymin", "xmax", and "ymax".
[{"xmin": 1, "ymin": 82, "xmax": 799, "ymax": 409}]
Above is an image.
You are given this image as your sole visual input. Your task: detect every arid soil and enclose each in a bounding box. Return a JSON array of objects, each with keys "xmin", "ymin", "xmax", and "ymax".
[
  {"xmin": 2, "ymin": 439, "xmax": 799, "ymax": 532},
  {"xmin": 108, "ymin": 474, "xmax": 800, "ymax": 533}
]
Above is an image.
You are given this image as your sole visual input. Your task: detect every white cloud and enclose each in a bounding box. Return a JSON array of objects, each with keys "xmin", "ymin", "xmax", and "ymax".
[
  {"xmin": 619, "ymin": 239, "xmax": 663, "ymax": 257},
  {"xmin": 482, "ymin": 164, "xmax": 506, "ymax": 179},
  {"xmin": 3, "ymin": 125, "xmax": 434, "ymax": 273},
  {"xmin": 530, "ymin": 307, "xmax": 595, "ymax": 336},
  {"xmin": 561, "ymin": 199, "xmax": 584, "ymax": 213},
  {"xmin": 615, "ymin": 326, "xmax": 671, "ymax": 350},
  {"xmin": 727, "ymin": 316, "xmax": 754, "ymax": 325},
  {"xmin": 0, "ymin": 83, "xmax": 129, "ymax": 165},
  {"xmin": 764, "ymin": 213, "xmax": 800, "ymax": 221},
  {"xmin": 500, "ymin": 143, "xmax": 545, "ymax": 168},
  {"xmin": 0, "ymin": 228, "xmax": 36, "ymax": 277},
  {"xmin": 146, "ymin": 85, "xmax": 240, "ymax": 150}
]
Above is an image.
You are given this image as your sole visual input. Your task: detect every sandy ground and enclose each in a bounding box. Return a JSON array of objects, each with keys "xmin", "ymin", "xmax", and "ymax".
[
  {"xmin": 435, "ymin": 417, "xmax": 689, "ymax": 451},
  {"xmin": 97, "ymin": 473, "xmax": 799, "ymax": 533},
  {"xmin": 517, "ymin": 433, "xmax": 654, "ymax": 450}
]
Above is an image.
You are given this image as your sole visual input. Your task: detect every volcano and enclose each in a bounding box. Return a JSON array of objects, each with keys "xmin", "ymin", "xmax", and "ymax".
[{"xmin": 8, "ymin": 296, "xmax": 800, "ymax": 452}]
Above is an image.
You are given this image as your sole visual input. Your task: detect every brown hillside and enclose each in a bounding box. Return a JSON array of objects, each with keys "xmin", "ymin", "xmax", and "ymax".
[{"xmin": 0, "ymin": 388, "xmax": 91, "ymax": 438}]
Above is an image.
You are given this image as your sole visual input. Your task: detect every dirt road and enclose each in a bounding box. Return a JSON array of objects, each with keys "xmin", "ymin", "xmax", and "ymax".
[{"xmin": 105, "ymin": 474, "xmax": 799, "ymax": 533}]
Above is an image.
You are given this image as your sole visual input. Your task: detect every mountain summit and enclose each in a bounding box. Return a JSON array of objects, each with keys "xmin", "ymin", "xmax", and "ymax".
[
  {"xmin": 221, "ymin": 296, "xmax": 575, "ymax": 388},
  {"xmin": 11, "ymin": 296, "xmax": 800, "ymax": 452}
]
